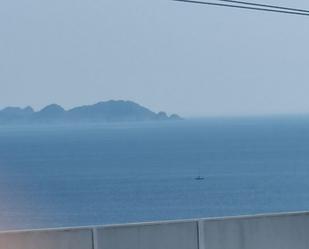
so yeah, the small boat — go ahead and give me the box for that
[195,167,204,180]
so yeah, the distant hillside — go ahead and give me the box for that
[0,100,182,124]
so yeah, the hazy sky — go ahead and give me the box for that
[1,0,309,117]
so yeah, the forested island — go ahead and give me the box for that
[0,100,182,124]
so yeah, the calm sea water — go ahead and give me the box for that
[1,117,309,230]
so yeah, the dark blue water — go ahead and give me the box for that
[1,117,309,230]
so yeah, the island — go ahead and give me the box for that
[0,100,182,124]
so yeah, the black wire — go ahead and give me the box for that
[172,0,309,17]
[217,0,309,14]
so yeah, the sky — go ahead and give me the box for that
[1,0,309,117]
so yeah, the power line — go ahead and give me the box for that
[217,0,309,14]
[172,0,309,17]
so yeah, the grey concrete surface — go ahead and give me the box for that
[96,220,198,249]
[1,211,309,249]
[201,212,309,249]
[0,228,93,249]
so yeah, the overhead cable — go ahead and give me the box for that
[172,0,309,17]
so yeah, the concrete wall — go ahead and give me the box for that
[201,212,309,249]
[1,211,309,249]
[96,220,198,249]
[0,228,93,249]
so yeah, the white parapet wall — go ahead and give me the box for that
[1,211,309,249]
[95,220,198,249]
[201,212,309,249]
[0,227,93,249]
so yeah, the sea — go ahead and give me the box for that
[1,116,309,231]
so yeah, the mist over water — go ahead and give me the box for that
[1,117,309,230]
